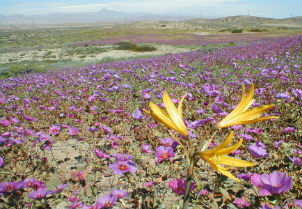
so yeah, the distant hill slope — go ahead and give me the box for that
[0,9,191,25]
[188,15,302,28]
[130,15,301,31]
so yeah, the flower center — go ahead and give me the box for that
[118,164,128,171]
[160,152,170,159]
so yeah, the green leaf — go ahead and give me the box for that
[46,176,62,190]
[219,187,231,201]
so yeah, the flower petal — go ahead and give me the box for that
[216,165,240,182]
[219,84,254,127]
[200,132,234,155]
[218,156,256,167]
[215,138,243,156]
[163,92,188,136]
[177,93,187,121]
[149,101,176,131]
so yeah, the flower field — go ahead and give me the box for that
[0,35,302,208]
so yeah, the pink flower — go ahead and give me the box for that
[109,161,137,175]
[233,198,250,208]
[68,127,79,136]
[95,194,117,209]
[49,125,60,135]
[168,179,195,195]
[155,146,175,162]
[282,127,295,133]
[0,156,4,167]
[141,144,153,154]
[94,148,110,159]
[144,181,155,188]
[0,119,10,127]
[199,189,209,196]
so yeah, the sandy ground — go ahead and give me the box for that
[0,44,194,64]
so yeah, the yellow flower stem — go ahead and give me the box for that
[170,131,190,163]
[201,131,218,152]
[183,154,194,209]
[182,136,200,209]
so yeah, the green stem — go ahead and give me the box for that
[154,185,163,209]
[182,157,194,209]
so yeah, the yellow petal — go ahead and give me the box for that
[220,83,254,125]
[218,156,256,167]
[231,116,279,126]
[149,101,176,130]
[200,132,234,155]
[230,104,275,122]
[215,138,243,156]
[200,155,219,171]
[163,92,188,136]
[216,165,240,182]
[219,104,276,128]
[177,93,187,121]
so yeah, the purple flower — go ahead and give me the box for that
[94,148,110,159]
[240,134,254,141]
[39,134,50,142]
[246,128,263,135]
[131,109,144,120]
[199,189,209,196]
[51,184,67,194]
[231,125,243,130]
[0,181,25,194]
[114,154,133,161]
[0,119,10,127]
[155,146,175,162]
[255,172,292,196]
[293,199,302,208]
[259,204,281,209]
[274,140,284,148]
[101,125,112,134]
[141,144,153,154]
[110,189,128,199]
[68,127,79,136]
[238,173,253,180]
[49,125,60,135]
[248,144,269,158]
[144,181,155,188]
[168,179,195,195]
[95,194,117,209]
[142,92,151,100]
[41,139,53,150]
[292,88,302,100]
[275,92,291,100]
[0,156,3,167]
[282,127,295,133]
[289,157,302,166]
[29,188,50,199]
[159,137,178,148]
[109,161,137,175]
[233,198,250,208]
[211,104,222,113]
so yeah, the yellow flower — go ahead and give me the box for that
[198,132,256,182]
[217,83,278,128]
[145,91,188,136]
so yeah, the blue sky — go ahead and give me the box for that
[0,0,301,18]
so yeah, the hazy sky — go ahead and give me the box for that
[0,0,301,18]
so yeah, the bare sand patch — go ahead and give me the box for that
[0,44,193,64]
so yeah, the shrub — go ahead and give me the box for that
[248,28,268,32]
[115,42,137,50]
[132,45,157,52]
[115,42,157,52]
[231,29,243,33]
